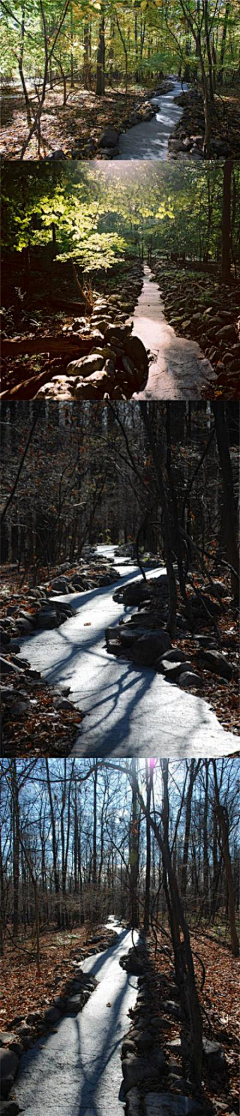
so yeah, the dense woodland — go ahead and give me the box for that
[0,756,239,1104]
[0,402,239,595]
[1,0,240,158]
[1,757,239,950]
[2,161,239,277]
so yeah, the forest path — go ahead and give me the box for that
[14,919,138,1116]
[118,79,188,159]
[132,267,216,399]
[18,547,238,758]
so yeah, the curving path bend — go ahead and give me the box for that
[118,79,188,160]
[18,547,238,758]
[132,267,216,400]
[14,919,138,1116]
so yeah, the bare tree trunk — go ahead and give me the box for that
[96,9,105,95]
[222,158,233,283]
[212,402,239,597]
[130,759,139,928]
[139,403,178,637]
[212,761,239,957]
[144,760,153,931]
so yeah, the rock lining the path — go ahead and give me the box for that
[1,553,121,752]
[0,925,118,1113]
[121,942,227,1116]
[106,573,236,697]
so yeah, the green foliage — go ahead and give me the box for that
[1,160,240,274]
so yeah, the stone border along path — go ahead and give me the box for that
[16,547,238,758]
[117,79,189,161]
[0,924,119,1113]
[131,267,216,400]
[10,920,139,1116]
[120,943,227,1116]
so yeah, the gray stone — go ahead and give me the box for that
[124,335,149,376]
[158,649,187,664]
[15,617,34,635]
[0,630,10,646]
[0,1101,22,1115]
[99,127,120,148]
[65,994,84,1014]
[36,608,58,629]
[122,1039,137,1058]
[44,1006,61,1025]
[126,1087,141,1116]
[202,1037,225,1070]
[198,649,233,681]
[131,632,171,667]
[122,1054,160,1094]
[0,1049,19,1089]
[157,659,192,681]
[143,1094,203,1116]
[178,671,203,689]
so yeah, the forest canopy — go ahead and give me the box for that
[1,1,240,158]
[1,160,240,274]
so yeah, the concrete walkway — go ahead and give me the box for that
[118,80,188,160]
[18,548,238,758]
[133,267,216,399]
[14,920,138,1116]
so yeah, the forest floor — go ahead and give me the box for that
[0,922,118,1036]
[0,921,239,1114]
[141,926,240,1114]
[173,84,240,159]
[1,259,145,400]
[1,80,240,160]
[0,83,156,160]
[0,554,120,757]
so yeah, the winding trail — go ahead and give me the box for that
[118,79,188,159]
[18,547,238,758]
[14,919,138,1116]
[132,266,216,400]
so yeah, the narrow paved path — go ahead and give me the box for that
[18,547,238,758]
[118,79,188,159]
[14,920,138,1116]
[132,267,216,399]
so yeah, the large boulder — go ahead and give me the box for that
[99,127,120,148]
[36,606,58,629]
[124,335,149,376]
[122,1053,164,1094]
[122,583,152,606]
[0,1049,19,1098]
[198,648,233,680]
[67,353,104,376]
[131,632,171,667]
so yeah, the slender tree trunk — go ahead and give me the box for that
[212,761,239,956]
[130,760,139,928]
[144,760,153,932]
[212,402,239,597]
[222,158,233,283]
[96,11,105,95]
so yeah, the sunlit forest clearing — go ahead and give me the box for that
[1,0,240,160]
[0,758,239,1116]
[1,160,240,400]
